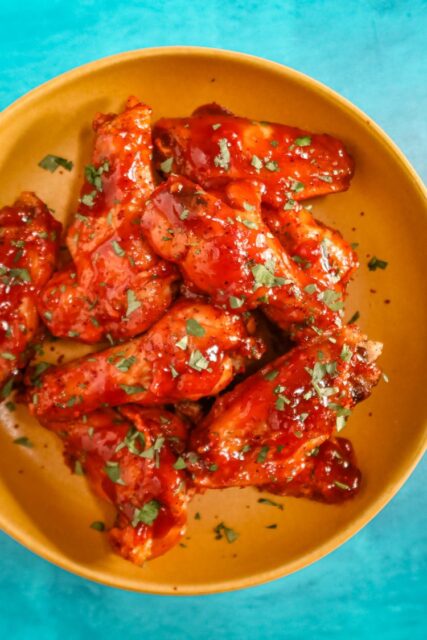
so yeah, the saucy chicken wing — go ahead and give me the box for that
[223,180,358,295]
[39,97,179,343]
[153,103,354,208]
[29,298,263,421]
[189,326,381,489]
[141,176,343,340]
[0,193,61,389]
[263,437,361,503]
[44,406,190,564]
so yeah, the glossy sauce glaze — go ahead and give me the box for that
[39,97,179,343]
[153,103,354,208]
[28,298,264,421]
[44,406,190,564]
[141,176,343,341]
[189,326,381,490]
[0,193,61,387]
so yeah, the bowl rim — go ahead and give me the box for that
[0,45,426,596]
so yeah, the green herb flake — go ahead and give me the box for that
[213,138,231,171]
[265,160,279,172]
[243,201,256,211]
[229,295,245,309]
[81,191,97,207]
[188,350,210,372]
[212,123,222,130]
[173,457,187,470]
[103,461,126,485]
[256,446,269,464]
[39,154,73,173]
[1,352,16,361]
[160,157,174,173]
[114,355,136,373]
[291,180,305,193]
[368,256,388,271]
[85,160,109,192]
[112,240,126,257]
[214,522,239,543]
[258,497,284,510]
[334,480,351,491]
[132,499,161,527]
[74,460,84,476]
[126,289,141,317]
[347,310,360,325]
[119,384,146,395]
[270,140,279,147]
[340,344,353,362]
[90,521,105,532]
[186,318,205,337]
[264,370,279,381]
[294,136,312,147]
[13,436,33,448]
[179,208,189,220]
[319,289,344,311]
[251,155,263,172]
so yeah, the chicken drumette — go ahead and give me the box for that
[28,298,264,421]
[39,97,179,343]
[153,103,354,208]
[0,193,61,390]
[141,176,343,340]
[189,326,381,491]
[44,406,190,564]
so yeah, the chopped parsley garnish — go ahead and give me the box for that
[80,191,97,207]
[1,352,15,360]
[176,335,188,350]
[173,457,187,470]
[112,240,126,257]
[114,355,136,372]
[13,436,33,448]
[119,384,146,395]
[170,364,179,378]
[179,208,189,220]
[258,497,284,510]
[213,138,231,170]
[265,160,279,172]
[264,370,279,381]
[103,461,125,485]
[243,201,256,211]
[256,446,269,463]
[304,284,318,295]
[340,344,353,362]
[318,289,344,311]
[0,266,31,284]
[85,160,109,191]
[229,295,245,309]
[115,425,146,456]
[270,140,279,147]
[214,522,238,543]
[132,499,161,527]
[251,262,285,289]
[160,157,173,173]
[368,256,388,271]
[126,289,141,317]
[290,180,305,193]
[188,350,210,372]
[347,310,360,324]
[334,481,351,491]
[208,463,218,472]
[38,154,73,173]
[212,123,222,130]
[1,378,14,399]
[236,216,258,229]
[294,136,311,146]
[251,155,263,172]
[316,174,333,183]
[90,521,105,532]
[275,395,290,411]
[186,318,205,337]
[74,460,84,476]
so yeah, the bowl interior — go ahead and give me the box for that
[0,48,426,594]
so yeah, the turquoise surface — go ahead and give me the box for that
[0,1,426,638]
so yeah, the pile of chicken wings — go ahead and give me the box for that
[0,97,383,565]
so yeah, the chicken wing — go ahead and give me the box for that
[0,193,61,389]
[153,103,354,208]
[44,406,190,564]
[223,180,358,295]
[28,298,264,421]
[189,326,381,489]
[141,176,342,340]
[262,437,361,503]
[39,97,179,343]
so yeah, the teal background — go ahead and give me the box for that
[0,1,426,638]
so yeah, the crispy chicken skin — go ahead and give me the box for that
[39,97,179,343]
[141,176,343,340]
[263,436,361,503]
[0,193,61,388]
[28,298,264,421]
[189,326,381,490]
[153,104,354,208]
[44,406,190,564]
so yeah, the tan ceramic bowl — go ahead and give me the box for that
[0,48,426,594]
